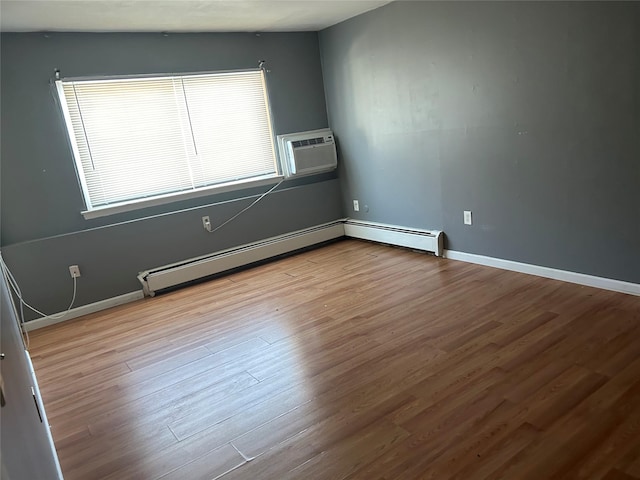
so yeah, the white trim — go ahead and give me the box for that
[56,80,92,206]
[139,220,346,296]
[24,351,64,479]
[343,219,443,257]
[444,250,640,296]
[82,175,284,219]
[24,290,145,331]
[25,224,638,336]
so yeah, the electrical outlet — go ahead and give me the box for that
[353,200,360,212]
[69,265,81,278]
[202,216,212,232]
[464,211,472,225]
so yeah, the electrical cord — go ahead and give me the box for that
[0,177,278,340]
[207,179,284,234]
[1,255,30,348]
[1,254,29,348]
[0,254,78,348]
[0,178,279,335]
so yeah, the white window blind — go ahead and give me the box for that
[57,70,277,215]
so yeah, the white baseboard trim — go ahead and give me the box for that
[24,290,145,331]
[23,230,638,333]
[444,250,640,296]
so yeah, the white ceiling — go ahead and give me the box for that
[0,1,393,33]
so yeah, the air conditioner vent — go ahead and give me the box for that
[292,137,326,148]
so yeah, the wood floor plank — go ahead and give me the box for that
[567,401,640,479]
[446,421,540,480]
[27,239,640,480]
[279,419,409,480]
[225,399,413,480]
[601,470,640,480]
[487,376,640,480]
[156,443,244,480]
[60,423,179,479]
[168,376,313,441]
[613,441,640,478]
[520,365,608,430]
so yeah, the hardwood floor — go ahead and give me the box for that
[29,239,640,480]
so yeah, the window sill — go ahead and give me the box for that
[81,175,284,220]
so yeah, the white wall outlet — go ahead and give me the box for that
[464,211,472,225]
[353,200,360,212]
[202,216,212,232]
[69,265,81,278]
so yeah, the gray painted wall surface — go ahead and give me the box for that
[1,32,342,318]
[320,1,640,284]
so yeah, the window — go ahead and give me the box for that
[56,70,278,219]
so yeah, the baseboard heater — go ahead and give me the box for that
[343,219,443,257]
[138,221,345,296]
[138,219,443,296]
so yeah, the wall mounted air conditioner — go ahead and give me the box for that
[277,128,337,178]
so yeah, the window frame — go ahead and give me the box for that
[55,69,282,220]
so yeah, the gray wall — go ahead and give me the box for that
[1,32,342,319]
[320,1,640,284]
